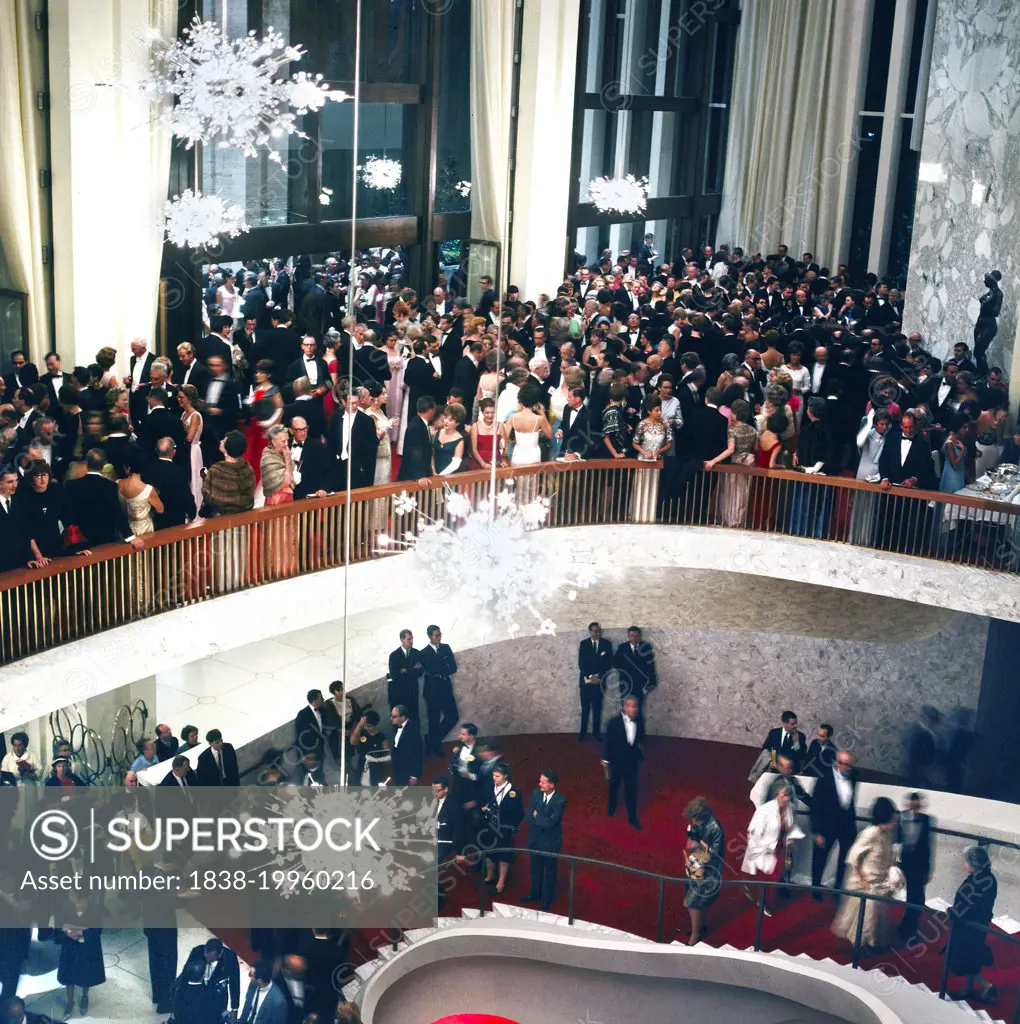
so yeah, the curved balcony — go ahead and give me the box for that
[3,460,1020,666]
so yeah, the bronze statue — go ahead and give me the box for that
[974,269,1002,375]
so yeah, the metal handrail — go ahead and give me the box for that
[459,846,1018,1009]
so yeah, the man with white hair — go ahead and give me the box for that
[497,367,529,422]
[527,356,552,416]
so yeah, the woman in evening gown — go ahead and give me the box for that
[178,384,204,516]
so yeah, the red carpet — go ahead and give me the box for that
[222,736,1020,1018]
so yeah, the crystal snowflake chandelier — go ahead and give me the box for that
[455,180,472,197]
[360,156,403,191]
[140,17,348,161]
[164,189,249,249]
[378,485,600,638]
[587,174,650,216]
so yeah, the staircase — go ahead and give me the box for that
[342,906,1008,1023]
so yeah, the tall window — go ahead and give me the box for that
[847,0,930,287]
[567,0,739,269]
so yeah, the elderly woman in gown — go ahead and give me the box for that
[832,796,900,952]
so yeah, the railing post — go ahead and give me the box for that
[391,928,399,952]
[851,894,867,969]
[568,860,576,926]
[655,877,666,943]
[478,861,487,918]
[938,916,954,999]
[753,885,766,951]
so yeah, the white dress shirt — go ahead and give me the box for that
[900,437,912,465]
[623,714,637,746]
[833,769,853,809]
[304,357,319,385]
[132,354,150,388]
[811,362,825,393]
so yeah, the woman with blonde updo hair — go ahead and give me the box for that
[178,383,204,511]
[95,347,119,388]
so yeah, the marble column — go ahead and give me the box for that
[902,0,1020,377]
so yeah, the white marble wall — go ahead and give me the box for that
[903,0,1020,366]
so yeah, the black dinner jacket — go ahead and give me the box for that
[136,406,188,466]
[195,744,240,787]
[287,356,331,389]
[602,712,645,769]
[896,812,932,880]
[196,335,232,368]
[397,415,433,481]
[613,639,657,695]
[452,356,481,415]
[326,408,379,490]
[525,788,566,852]
[292,436,331,498]
[559,404,592,458]
[184,944,241,1013]
[143,458,196,528]
[420,642,457,691]
[404,355,442,410]
[155,735,179,762]
[64,473,132,547]
[878,429,936,489]
[129,352,154,387]
[391,721,424,784]
[283,398,327,440]
[809,767,859,839]
[437,793,464,858]
[0,497,28,571]
[763,726,808,770]
[159,769,199,788]
[388,645,423,708]
[294,705,328,759]
[577,636,612,683]
[175,360,211,397]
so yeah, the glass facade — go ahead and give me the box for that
[568,0,739,267]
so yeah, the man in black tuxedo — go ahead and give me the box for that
[475,275,497,318]
[577,621,612,742]
[40,352,67,409]
[877,410,936,553]
[294,690,329,764]
[805,723,838,777]
[240,273,270,327]
[404,340,443,411]
[195,729,239,786]
[420,624,459,757]
[0,466,27,571]
[452,343,483,421]
[128,339,155,391]
[64,449,142,550]
[613,626,657,708]
[174,343,211,396]
[286,336,331,407]
[896,792,933,941]
[137,388,187,467]
[0,926,31,1011]
[388,629,423,723]
[601,696,645,829]
[183,938,241,1020]
[198,355,241,464]
[390,705,423,785]
[12,387,43,453]
[3,349,37,402]
[809,749,858,897]
[143,438,196,527]
[558,389,592,459]
[434,774,464,879]
[251,307,301,384]
[326,393,378,490]
[289,417,330,499]
[196,315,233,367]
[523,770,566,911]
[762,711,807,772]
[397,397,436,481]
[159,754,198,790]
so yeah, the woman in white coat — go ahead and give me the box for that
[741,778,796,916]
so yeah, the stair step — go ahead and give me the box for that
[461,908,481,919]
[377,941,407,960]
[403,928,436,943]
[354,959,382,982]
[491,903,517,918]
[341,980,361,1004]
[434,916,460,928]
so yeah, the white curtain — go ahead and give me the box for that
[0,0,50,354]
[716,0,869,268]
[470,0,515,245]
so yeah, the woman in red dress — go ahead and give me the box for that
[468,398,506,470]
[242,359,283,491]
[749,411,786,530]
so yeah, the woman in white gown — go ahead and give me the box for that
[179,384,204,515]
[509,384,553,504]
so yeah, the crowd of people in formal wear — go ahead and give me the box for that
[2,240,1016,574]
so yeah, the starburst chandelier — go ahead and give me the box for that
[378,485,600,637]
[587,174,649,216]
[140,17,348,161]
[164,189,249,248]
[360,156,403,191]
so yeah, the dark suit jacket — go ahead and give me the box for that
[196,335,232,368]
[476,288,497,318]
[679,404,728,462]
[420,642,457,700]
[388,646,423,711]
[137,407,188,467]
[809,767,859,839]
[352,345,392,388]
[159,769,198,789]
[143,458,196,528]
[896,812,932,881]
[763,727,808,771]
[525,788,566,852]
[292,437,331,498]
[602,712,645,770]
[175,361,211,397]
[404,356,442,410]
[805,738,838,777]
[577,636,612,684]
[201,377,242,450]
[326,408,378,490]
[0,498,28,571]
[878,430,936,489]
[391,721,424,784]
[129,353,154,387]
[286,356,331,391]
[452,356,481,416]
[437,793,464,859]
[64,473,133,547]
[294,705,328,762]
[155,735,179,762]
[397,415,432,481]
[238,982,286,1024]
[613,639,657,695]
[559,404,592,458]
[195,744,240,787]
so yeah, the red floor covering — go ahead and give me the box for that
[221,735,1020,1019]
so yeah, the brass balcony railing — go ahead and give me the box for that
[2,460,1018,664]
